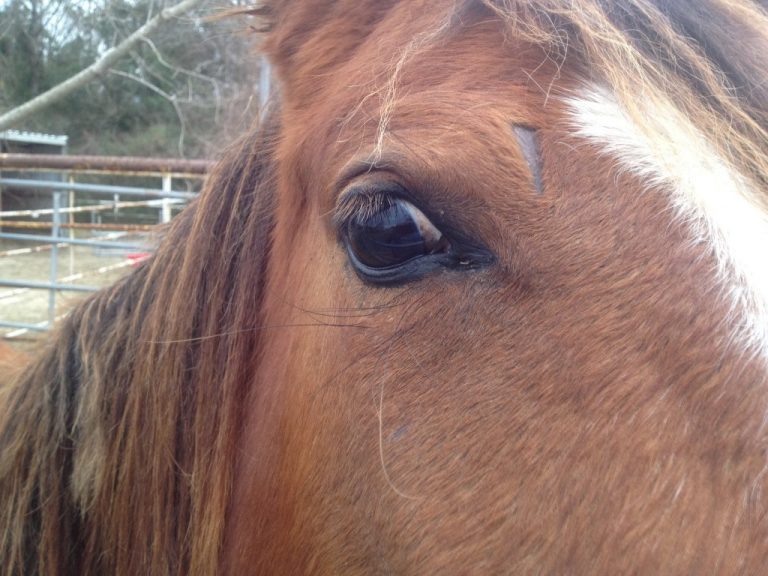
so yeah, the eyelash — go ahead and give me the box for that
[334,182,406,227]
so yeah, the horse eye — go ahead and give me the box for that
[345,198,450,281]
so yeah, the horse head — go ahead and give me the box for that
[2,1,767,574]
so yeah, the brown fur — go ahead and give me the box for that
[2,1,768,574]
[0,342,28,403]
[0,341,27,368]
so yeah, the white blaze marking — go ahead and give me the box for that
[565,86,768,358]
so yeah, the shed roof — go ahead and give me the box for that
[0,130,68,147]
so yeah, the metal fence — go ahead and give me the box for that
[0,154,212,339]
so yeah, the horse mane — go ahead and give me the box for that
[0,117,278,575]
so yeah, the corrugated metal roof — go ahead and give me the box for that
[0,130,68,147]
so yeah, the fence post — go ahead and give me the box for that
[48,191,62,327]
[160,173,172,223]
[68,174,75,276]
[259,56,271,114]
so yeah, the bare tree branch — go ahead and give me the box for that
[140,36,222,123]
[0,0,207,131]
[109,69,188,157]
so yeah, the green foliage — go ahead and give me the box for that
[0,0,260,158]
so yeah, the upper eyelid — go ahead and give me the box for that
[333,152,406,192]
[332,167,482,247]
[334,177,467,246]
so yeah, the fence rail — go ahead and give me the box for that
[0,153,212,175]
[0,177,197,200]
[0,154,211,338]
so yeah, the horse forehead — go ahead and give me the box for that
[566,87,768,360]
[279,13,558,177]
[277,1,548,112]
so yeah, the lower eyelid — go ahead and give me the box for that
[347,249,451,285]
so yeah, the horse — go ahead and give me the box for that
[2,0,767,573]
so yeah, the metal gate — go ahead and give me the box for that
[0,154,211,339]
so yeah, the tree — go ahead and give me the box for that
[0,0,263,158]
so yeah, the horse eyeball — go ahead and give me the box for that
[347,198,448,269]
